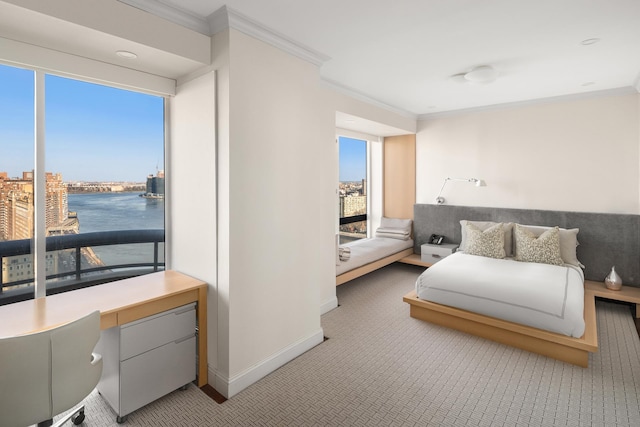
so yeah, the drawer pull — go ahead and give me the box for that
[430,254,442,258]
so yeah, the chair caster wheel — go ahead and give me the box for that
[116,415,128,424]
[72,410,85,425]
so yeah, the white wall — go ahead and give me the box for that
[216,29,332,397]
[417,93,640,214]
[370,138,384,234]
[211,27,419,397]
[171,25,419,398]
[168,70,218,381]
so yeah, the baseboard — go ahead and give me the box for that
[212,328,324,398]
[320,296,338,314]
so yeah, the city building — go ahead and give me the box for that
[0,171,69,287]
[0,171,69,240]
[339,194,366,218]
[141,170,165,199]
[0,171,35,241]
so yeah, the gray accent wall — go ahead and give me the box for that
[414,204,640,287]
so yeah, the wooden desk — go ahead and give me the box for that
[0,270,208,386]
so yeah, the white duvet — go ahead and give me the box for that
[415,252,585,337]
[336,237,413,276]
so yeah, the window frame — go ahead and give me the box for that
[337,135,371,241]
[0,63,169,304]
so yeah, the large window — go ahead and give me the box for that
[0,65,34,298]
[338,136,368,244]
[0,63,165,305]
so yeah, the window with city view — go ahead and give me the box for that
[338,136,368,244]
[0,63,165,305]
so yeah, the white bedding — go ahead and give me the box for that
[415,252,585,337]
[336,237,414,276]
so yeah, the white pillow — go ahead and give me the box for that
[460,220,514,257]
[516,224,582,267]
[375,228,410,240]
[379,217,412,234]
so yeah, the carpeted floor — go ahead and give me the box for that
[57,263,640,426]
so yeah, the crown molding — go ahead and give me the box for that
[117,0,210,35]
[208,6,330,67]
[322,78,418,121]
[418,86,639,120]
[118,2,330,67]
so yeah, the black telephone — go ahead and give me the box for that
[429,234,445,245]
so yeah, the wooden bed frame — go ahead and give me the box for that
[336,248,414,285]
[403,288,598,367]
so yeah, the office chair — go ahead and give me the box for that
[0,310,103,427]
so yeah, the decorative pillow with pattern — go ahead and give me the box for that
[516,224,582,267]
[514,224,564,266]
[464,223,506,259]
[460,220,515,257]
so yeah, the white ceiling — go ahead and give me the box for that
[137,0,640,117]
[0,1,207,80]
[2,0,639,123]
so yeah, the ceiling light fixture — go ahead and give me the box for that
[452,65,499,85]
[116,50,138,59]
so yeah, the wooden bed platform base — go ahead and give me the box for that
[403,289,598,367]
[336,248,414,286]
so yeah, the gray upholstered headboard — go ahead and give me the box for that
[414,204,640,287]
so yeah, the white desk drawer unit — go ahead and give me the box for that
[421,243,458,265]
[97,303,196,423]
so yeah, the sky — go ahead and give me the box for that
[0,63,164,182]
[339,136,367,182]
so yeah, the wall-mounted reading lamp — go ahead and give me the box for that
[435,177,486,205]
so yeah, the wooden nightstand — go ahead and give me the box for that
[399,253,431,267]
[399,243,459,268]
[585,280,640,318]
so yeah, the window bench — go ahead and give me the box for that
[336,237,414,285]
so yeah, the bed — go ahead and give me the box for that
[404,220,598,367]
[336,217,414,285]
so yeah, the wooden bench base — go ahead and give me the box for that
[403,289,598,367]
[336,248,414,285]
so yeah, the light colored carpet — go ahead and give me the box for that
[59,263,640,426]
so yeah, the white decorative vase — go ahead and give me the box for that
[604,266,622,291]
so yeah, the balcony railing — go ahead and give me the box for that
[0,229,164,305]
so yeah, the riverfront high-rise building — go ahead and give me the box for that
[45,172,68,229]
[0,172,35,241]
[142,170,165,199]
[0,171,69,240]
[1,172,68,287]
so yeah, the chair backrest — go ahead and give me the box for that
[0,310,103,427]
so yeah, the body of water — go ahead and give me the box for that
[68,192,164,267]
